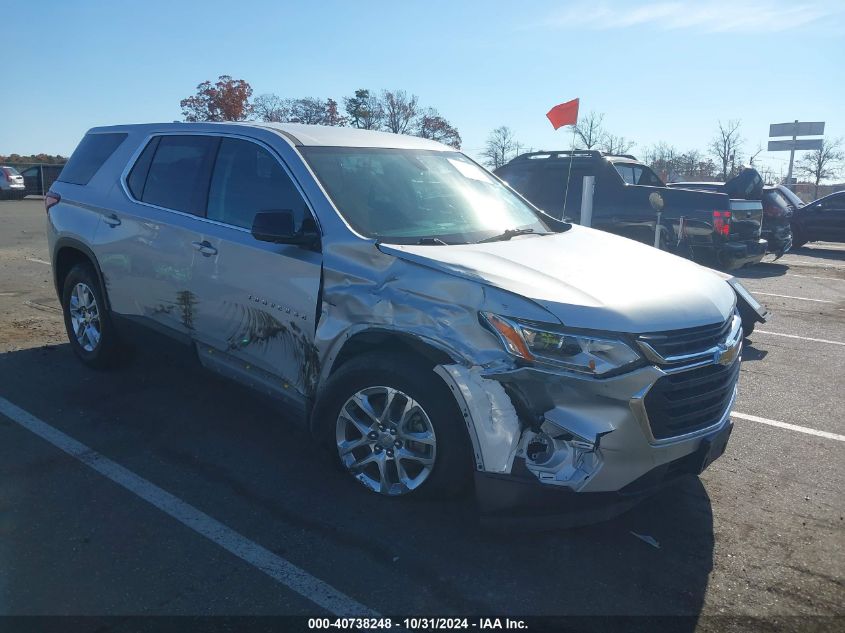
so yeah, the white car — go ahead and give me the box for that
[0,165,26,199]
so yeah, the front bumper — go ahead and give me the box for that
[717,238,768,269]
[476,419,732,530]
[438,319,741,529]
[762,224,793,258]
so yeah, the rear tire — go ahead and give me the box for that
[312,353,472,499]
[61,263,123,368]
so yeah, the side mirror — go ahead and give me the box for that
[251,210,319,249]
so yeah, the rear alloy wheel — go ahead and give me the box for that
[62,263,123,368]
[336,386,437,496]
[68,282,102,352]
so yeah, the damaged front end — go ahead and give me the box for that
[432,312,742,530]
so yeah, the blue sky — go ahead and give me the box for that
[3,0,843,178]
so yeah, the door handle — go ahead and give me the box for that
[103,213,121,227]
[191,240,218,257]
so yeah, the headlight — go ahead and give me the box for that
[481,312,641,376]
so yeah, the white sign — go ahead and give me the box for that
[769,122,825,137]
[768,139,824,151]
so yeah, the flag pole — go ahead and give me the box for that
[561,124,577,219]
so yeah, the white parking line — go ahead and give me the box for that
[0,396,376,617]
[788,274,845,282]
[25,257,51,266]
[750,292,834,304]
[755,330,845,346]
[733,412,845,442]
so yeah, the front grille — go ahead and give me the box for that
[639,318,732,360]
[644,359,739,439]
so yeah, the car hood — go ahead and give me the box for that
[378,226,735,333]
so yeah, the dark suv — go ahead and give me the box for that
[495,151,767,270]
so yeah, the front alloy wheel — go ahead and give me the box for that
[336,386,437,496]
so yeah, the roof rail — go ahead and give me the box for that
[511,150,603,162]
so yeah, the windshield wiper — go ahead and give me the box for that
[417,237,448,245]
[477,228,550,244]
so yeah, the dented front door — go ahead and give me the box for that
[188,136,322,405]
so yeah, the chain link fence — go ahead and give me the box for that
[3,163,66,196]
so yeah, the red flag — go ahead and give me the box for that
[546,98,580,130]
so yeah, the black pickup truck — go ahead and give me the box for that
[494,151,767,270]
[667,177,793,258]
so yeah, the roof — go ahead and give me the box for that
[504,150,640,165]
[87,121,452,151]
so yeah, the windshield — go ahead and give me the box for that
[302,148,550,244]
[2,166,21,176]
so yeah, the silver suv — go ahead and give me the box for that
[47,122,747,527]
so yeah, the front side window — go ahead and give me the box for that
[302,148,549,244]
[821,193,845,210]
[207,138,309,230]
[141,135,219,215]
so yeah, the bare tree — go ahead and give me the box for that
[600,134,634,155]
[482,126,519,169]
[748,143,764,166]
[798,137,844,198]
[381,90,419,134]
[709,119,744,179]
[643,142,679,181]
[253,93,289,122]
[573,111,606,149]
[286,97,330,124]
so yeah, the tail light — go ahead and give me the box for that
[45,191,61,213]
[713,210,731,236]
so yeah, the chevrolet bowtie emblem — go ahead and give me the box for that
[715,338,741,366]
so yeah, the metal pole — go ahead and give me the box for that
[785,119,797,189]
[580,176,595,227]
[653,211,662,248]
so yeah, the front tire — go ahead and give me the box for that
[61,263,123,368]
[313,353,472,498]
[791,223,808,248]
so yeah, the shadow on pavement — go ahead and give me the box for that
[0,335,714,624]
[733,262,788,279]
[741,342,768,362]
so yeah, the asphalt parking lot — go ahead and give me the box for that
[1,197,842,629]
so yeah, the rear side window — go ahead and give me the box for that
[141,135,219,215]
[126,136,160,199]
[59,133,128,185]
[613,163,664,187]
[207,138,309,230]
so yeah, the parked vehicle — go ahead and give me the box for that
[791,190,845,247]
[48,123,749,527]
[0,165,26,199]
[668,172,793,258]
[495,151,767,271]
